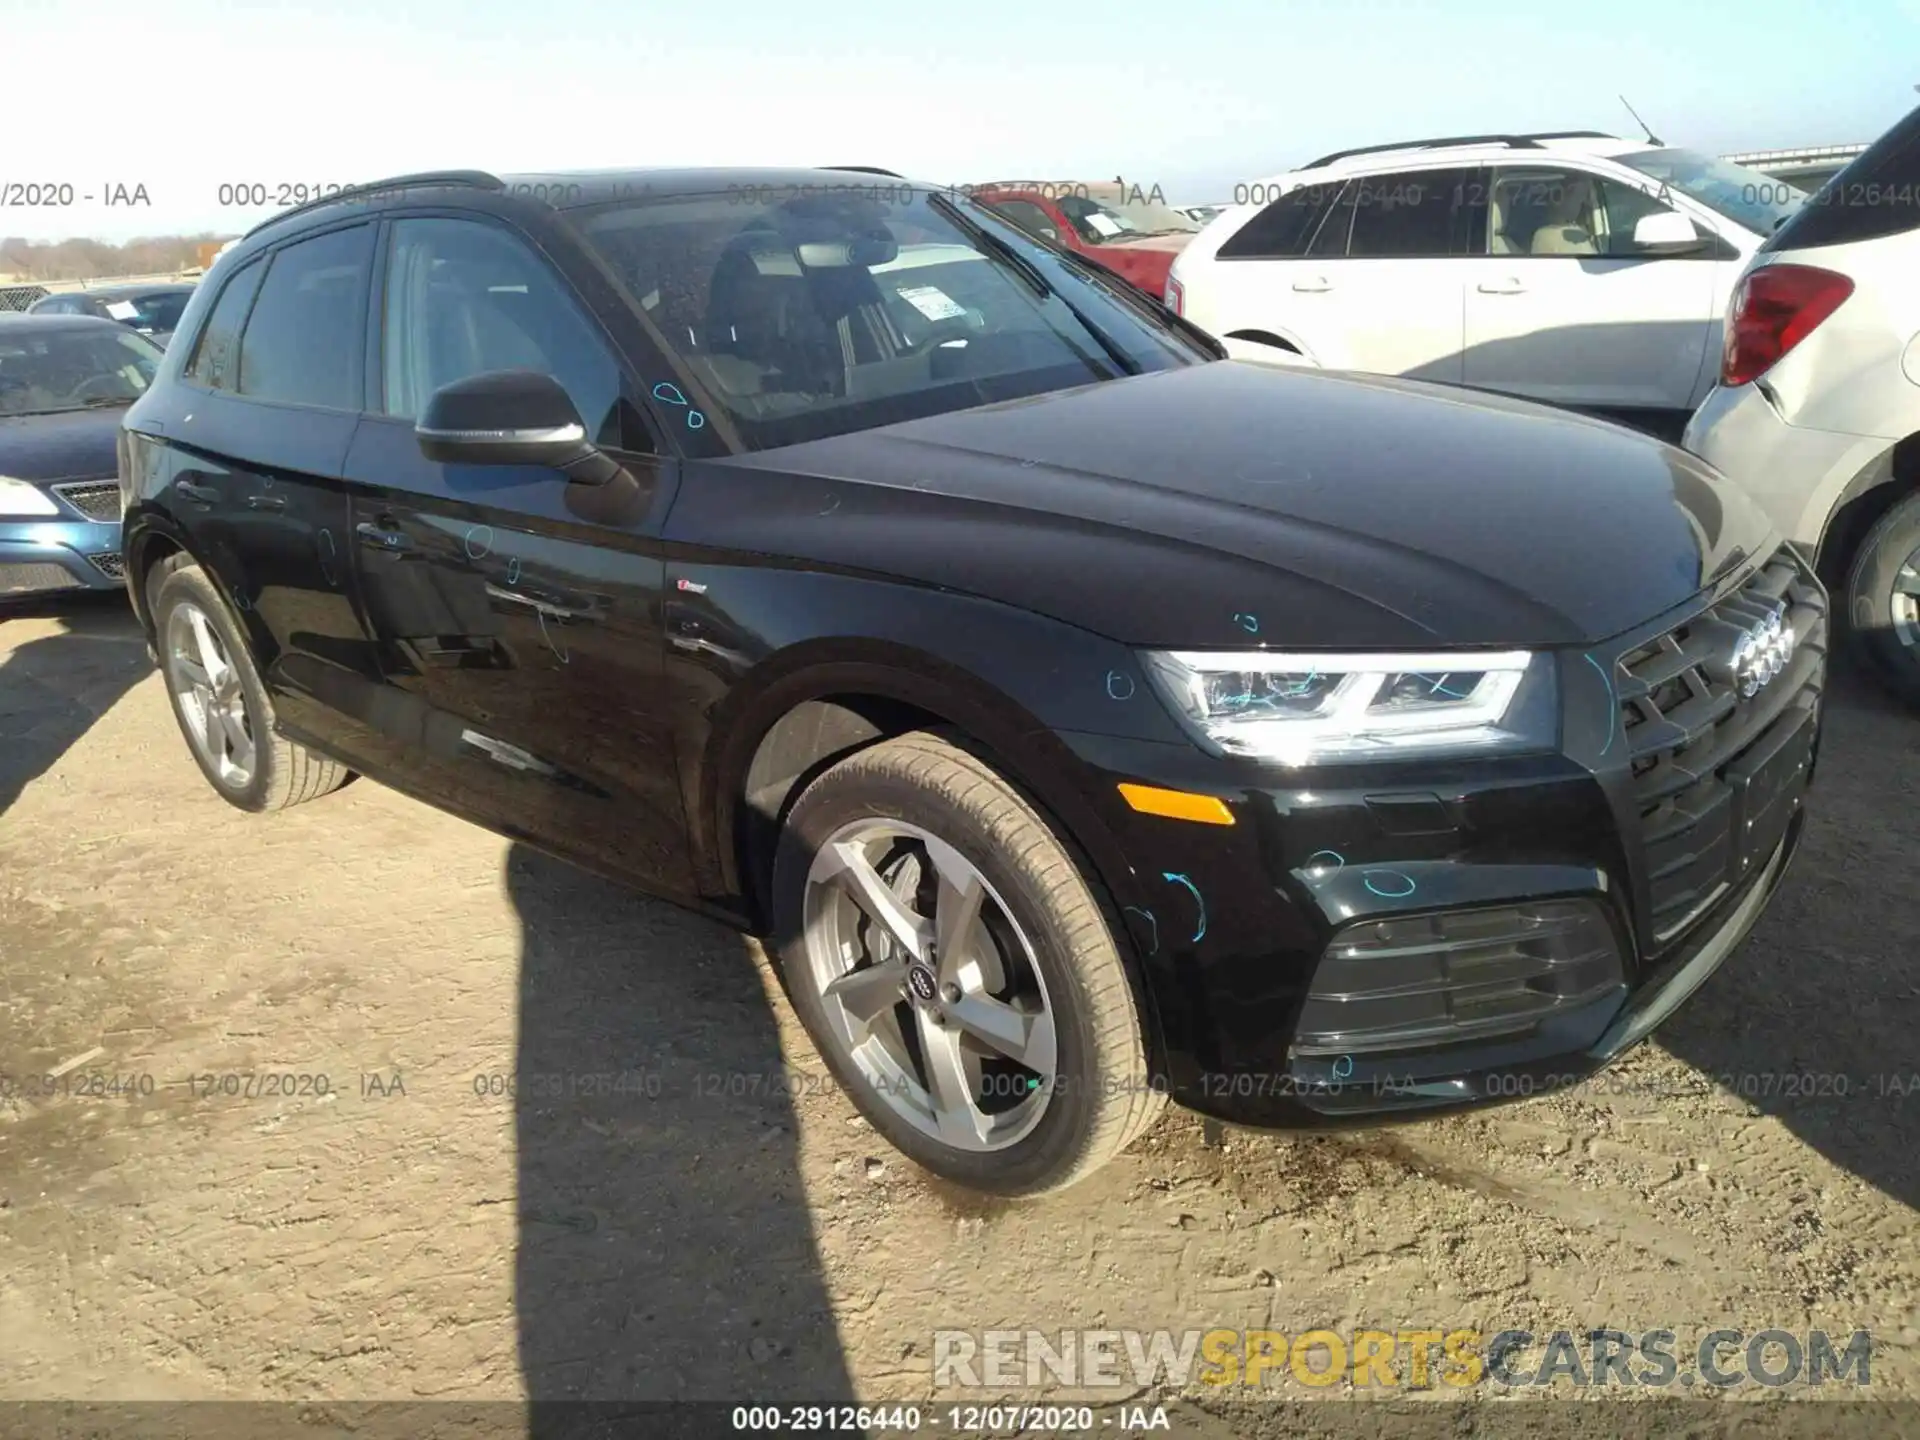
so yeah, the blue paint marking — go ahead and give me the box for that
[1278,668,1318,697]
[1362,869,1417,899]
[1332,1055,1354,1081]
[687,410,706,430]
[1105,670,1135,701]
[1585,653,1617,757]
[652,382,689,406]
[1303,849,1345,875]
[506,557,521,586]
[1122,906,1159,956]
[463,524,494,561]
[1162,872,1207,943]
[1233,612,1260,635]
[1420,672,1471,700]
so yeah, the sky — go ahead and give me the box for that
[5,0,1920,242]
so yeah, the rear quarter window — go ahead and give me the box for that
[1763,105,1920,252]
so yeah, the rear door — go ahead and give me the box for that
[154,224,390,759]
[341,212,694,895]
[1461,164,1725,414]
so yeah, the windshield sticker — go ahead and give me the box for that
[1084,213,1123,238]
[896,285,967,322]
[104,301,141,320]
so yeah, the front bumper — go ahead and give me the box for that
[0,517,127,597]
[1058,548,1827,1129]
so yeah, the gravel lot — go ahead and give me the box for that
[1,593,1915,1434]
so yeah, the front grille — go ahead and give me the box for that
[52,480,124,521]
[88,552,126,579]
[1616,547,1828,946]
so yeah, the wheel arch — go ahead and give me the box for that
[1814,430,1920,588]
[697,642,1168,1070]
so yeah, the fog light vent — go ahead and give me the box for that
[1292,898,1624,1058]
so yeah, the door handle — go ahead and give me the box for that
[1291,276,1331,293]
[355,521,413,553]
[176,480,219,504]
[1477,278,1526,294]
[247,494,287,512]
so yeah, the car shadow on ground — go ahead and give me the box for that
[1655,655,1920,1215]
[0,594,151,819]
[504,843,854,1422]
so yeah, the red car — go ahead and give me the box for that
[968,181,1201,296]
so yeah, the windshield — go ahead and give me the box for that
[0,327,160,416]
[112,290,192,333]
[1086,194,1203,238]
[1616,147,1805,236]
[572,183,1211,453]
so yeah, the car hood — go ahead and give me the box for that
[718,361,1775,650]
[0,404,126,483]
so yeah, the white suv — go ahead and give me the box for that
[1683,104,1920,704]
[1166,132,1802,435]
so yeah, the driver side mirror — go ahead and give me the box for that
[415,369,619,484]
[1630,210,1706,254]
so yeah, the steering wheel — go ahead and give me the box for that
[68,373,128,403]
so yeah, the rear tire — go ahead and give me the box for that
[1844,490,1920,707]
[771,732,1164,1196]
[149,557,356,812]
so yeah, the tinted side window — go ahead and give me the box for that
[380,217,627,448]
[1346,168,1476,258]
[1763,105,1920,252]
[185,258,267,391]
[1306,183,1359,257]
[1217,181,1345,259]
[237,226,373,410]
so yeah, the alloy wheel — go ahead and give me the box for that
[802,818,1058,1152]
[164,599,256,790]
[1890,542,1920,652]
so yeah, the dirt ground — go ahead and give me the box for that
[1,594,1916,1433]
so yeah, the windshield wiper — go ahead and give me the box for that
[927,192,1142,378]
[74,396,134,408]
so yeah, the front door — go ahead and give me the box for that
[1462,165,1724,414]
[342,214,695,897]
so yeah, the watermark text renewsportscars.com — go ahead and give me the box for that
[933,1327,1873,1391]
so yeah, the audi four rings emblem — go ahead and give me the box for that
[1732,603,1796,697]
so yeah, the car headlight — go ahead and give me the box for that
[1142,649,1560,765]
[0,476,60,517]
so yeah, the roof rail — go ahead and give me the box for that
[242,170,506,240]
[1299,131,1618,170]
[823,166,904,178]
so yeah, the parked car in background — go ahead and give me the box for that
[1168,132,1805,437]
[969,181,1199,297]
[122,167,1823,1195]
[1685,103,1920,704]
[0,313,156,598]
[1178,204,1224,225]
[28,281,198,349]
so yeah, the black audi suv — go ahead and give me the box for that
[119,168,1826,1195]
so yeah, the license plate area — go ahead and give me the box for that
[1724,704,1814,882]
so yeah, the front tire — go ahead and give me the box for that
[149,557,355,812]
[1845,490,1920,707]
[771,732,1165,1196]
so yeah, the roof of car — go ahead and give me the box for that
[236,166,946,247]
[72,281,197,299]
[497,166,931,207]
[0,311,134,334]
[1247,132,1658,188]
